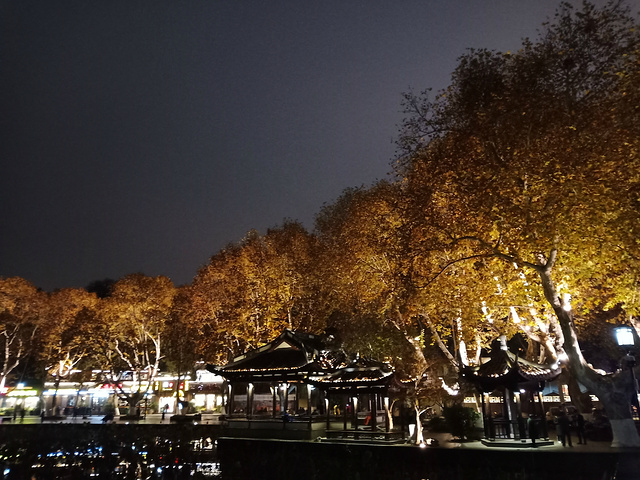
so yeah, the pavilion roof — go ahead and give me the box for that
[462,346,561,392]
[206,329,341,381]
[307,358,395,392]
[206,330,400,392]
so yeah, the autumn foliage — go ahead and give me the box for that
[0,0,639,444]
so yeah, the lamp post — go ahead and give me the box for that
[615,326,639,417]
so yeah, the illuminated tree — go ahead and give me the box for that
[397,1,640,446]
[41,288,99,414]
[315,182,491,443]
[0,277,44,391]
[186,221,324,362]
[98,274,175,415]
[163,286,202,412]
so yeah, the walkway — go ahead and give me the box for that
[425,430,625,453]
[0,413,223,425]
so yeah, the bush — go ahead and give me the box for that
[442,404,480,440]
[424,415,448,432]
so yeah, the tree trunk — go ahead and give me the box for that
[414,405,425,444]
[385,400,395,431]
[566,371,593,414]
[537,257,640,447]
[51,377,60,416]
[127,398,137,416]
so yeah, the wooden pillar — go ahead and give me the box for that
[503,388,512,438]
[247,383,254,420]
[515,390,525,440]
[352,396,359,439]
[481,392,489,438]
[228,384,235,416]
[371,393,377,431]
[538,391,549,439]
[353,396,358,430]
[342,394,348,431]
[284,383,289,414]
[325,394,331,431]
[272,384,277,419]
[307,385,313,428]
[384,396,390,433]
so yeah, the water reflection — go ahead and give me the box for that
[0,424,221,479]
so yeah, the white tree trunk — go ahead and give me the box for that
[414,405,425,444]
[610,419,640,448]
[536,252,640,447]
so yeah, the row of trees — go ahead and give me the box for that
[0,275,176,413]
[1,1,639,444]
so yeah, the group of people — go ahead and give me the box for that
[554,410,587,447]
[11,406,25,422]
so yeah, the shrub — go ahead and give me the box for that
[442,404,480,440]
[425,415,448,432]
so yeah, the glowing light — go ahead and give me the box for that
[441,378,459,396]
[615,326,635,346]
[562,293,572,311]
[481,301,494,324]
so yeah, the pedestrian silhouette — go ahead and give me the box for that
[557,411,573,447]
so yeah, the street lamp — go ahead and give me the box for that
[615,326,639,416]
[615,326,635,348]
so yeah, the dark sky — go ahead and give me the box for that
[0,1,611,291]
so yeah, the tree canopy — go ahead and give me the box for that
[395,0,640,445]
[2,0,639,446]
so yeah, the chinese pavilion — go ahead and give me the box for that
[207,329,404,441]
[462,336,562,446]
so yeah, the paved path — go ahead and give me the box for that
[0,413,222,425]
[425,431,621,453]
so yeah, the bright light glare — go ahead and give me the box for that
[616,326,635,346]
[562,293,572,311]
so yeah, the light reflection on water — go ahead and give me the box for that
[0,427,222,479]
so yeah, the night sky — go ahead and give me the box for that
[1,1,615,291]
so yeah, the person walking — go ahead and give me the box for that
[557,411,573,447]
